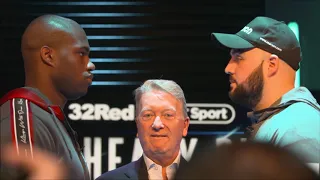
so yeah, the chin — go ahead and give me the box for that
[66,90,88,100]
[151,144,168,153]
[152,148,167,155]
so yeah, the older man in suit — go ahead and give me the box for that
[96,79,190,180]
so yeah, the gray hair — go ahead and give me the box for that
[134,79,188,118]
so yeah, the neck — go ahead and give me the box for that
[147,150,179,167]
[25,77,67,108]
[253,83,294,111]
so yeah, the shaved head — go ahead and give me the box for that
[20,14,95,105]
[21,14,84,59]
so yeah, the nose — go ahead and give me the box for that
[224,59,235,75]
[87,61,96,71]
[152,116,164,130]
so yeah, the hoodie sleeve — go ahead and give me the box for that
[0,99,59,180]
[1,99,57,156]
[274,102,320,163]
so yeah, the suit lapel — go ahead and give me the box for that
[124,155,188,179]
[137,157,149,180]
[179,157,188,169]
[173,156,188,179]
[124,156,148,180]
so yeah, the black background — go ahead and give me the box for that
[1,0,318,179]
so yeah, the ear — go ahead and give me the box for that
[40,46,56,67]
[182,117,190,137]
[267,54,279,77]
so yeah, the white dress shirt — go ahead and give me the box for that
[143,151,181,180]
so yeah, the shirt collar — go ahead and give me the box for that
[143,151,181,170]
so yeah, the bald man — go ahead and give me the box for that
[0,14,95,180]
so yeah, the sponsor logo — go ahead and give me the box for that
[187,103,235,125]
[259,37,282,51]
[68,103,236,124]
[241,26,253,34]
[68,103,135,121]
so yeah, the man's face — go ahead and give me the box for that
[225,48,265,109]
[136,90,189,160]
[52,28,95,100]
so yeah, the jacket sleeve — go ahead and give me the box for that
[1,99,57,155]
[1,99,59,179]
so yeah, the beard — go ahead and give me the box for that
[229,62,264,109]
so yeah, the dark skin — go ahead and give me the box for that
[21,14,95,108]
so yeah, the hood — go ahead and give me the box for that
[248,86,319,124]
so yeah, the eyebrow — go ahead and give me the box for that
[140,107,177,112]
[230,49,242,56]
[75,46,90,53]
[81,46,90,53]
[230,51,242,58]
[230,51,237,56]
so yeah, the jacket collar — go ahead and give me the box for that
[124,155,188,179]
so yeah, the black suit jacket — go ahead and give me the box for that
[96,156,188,180]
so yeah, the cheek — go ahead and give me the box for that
[236,76,246,85]
[56,54,73,72]
[169,122,185,138]
[235,70,251,85]
[65,57,85,80]
[137,124,149,138]
[56,47,70,63]
[234,63,255,83]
